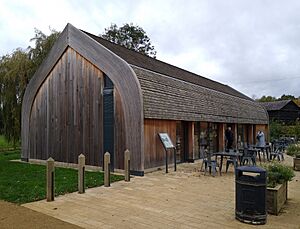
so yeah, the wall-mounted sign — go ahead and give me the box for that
[158,133,175,149]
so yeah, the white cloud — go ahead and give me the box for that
[1,0,300,98]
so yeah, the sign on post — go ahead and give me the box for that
[158,133,175,149]
[158,133,176,173]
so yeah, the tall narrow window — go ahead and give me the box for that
[103,75,114,171]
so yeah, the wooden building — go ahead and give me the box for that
[21,24,268,175]
[259,100,300,123]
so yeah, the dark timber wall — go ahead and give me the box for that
[269,102,300,123]
[29,47,126,168]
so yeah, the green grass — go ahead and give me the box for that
[0,135,20,149]
[0,151,124,204]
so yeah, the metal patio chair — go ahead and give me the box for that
[226,149,238,173]
[241,148,256,166]
[270,143,285,161]
[201,149,218,176]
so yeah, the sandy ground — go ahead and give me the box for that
[0,200,82,229]
[22,155,300,229]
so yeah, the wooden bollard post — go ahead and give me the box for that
[78,154,85,194]
[124,149,130,182]
[104,152,110,187]
[46,157,55,201]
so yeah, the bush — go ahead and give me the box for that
[270,121,285,141]
[262,162,295,188]
[269,120,300,142]
[286,144,300,158]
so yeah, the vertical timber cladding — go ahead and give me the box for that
[103,76,114,170]
[29,47,103,165]
[144,119,176,169]
[29,47,126,168]
[254,124,268,142]
[247,125,254,145]
[114,89,126,170]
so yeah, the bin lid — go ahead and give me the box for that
[236,166,266,173]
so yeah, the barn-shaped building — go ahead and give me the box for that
[22,24,268,175]
[259,100,300,123]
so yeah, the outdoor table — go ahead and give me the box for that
[254,145,271,162]
[247,148,260,162]
[213,151,243,175]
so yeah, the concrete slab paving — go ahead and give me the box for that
[24,157,300,229]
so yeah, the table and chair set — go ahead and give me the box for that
[201,143,285,176]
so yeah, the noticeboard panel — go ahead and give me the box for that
[158,133,175,149]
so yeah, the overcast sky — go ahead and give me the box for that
[1,0,299,98]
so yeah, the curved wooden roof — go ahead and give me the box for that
[84,31,268,124]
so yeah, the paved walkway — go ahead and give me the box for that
[24,157,300,229]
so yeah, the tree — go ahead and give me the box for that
[0,28,60,143]
[269,121,285,141]
[257,95,276,102]
[277,94,295,101]
[294,98,300,107]
[0,49,31,143]
[101,23,157,58]
[28,28,60,76]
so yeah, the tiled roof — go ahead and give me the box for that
[83,31,251,100]
[83,30,268,124]
[259,100,292,111]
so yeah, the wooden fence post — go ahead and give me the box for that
[46,157,55,201]
[124,149,130,182]
[104,152,110,187]
[78,154,85,194]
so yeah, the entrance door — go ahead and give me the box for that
[183,121,190,161]
[175,121,189,163]
[103,76,114,171]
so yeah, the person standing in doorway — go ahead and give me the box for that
[225,126,234,151]
[256,130,265,147]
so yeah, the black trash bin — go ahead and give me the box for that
[235,166,267,225]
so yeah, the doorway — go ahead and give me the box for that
[175,121,190,163]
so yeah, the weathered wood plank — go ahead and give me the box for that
[68,24,144,172]
[22,24,69,161]
[114,90,126,169]
[28,47,108,167]
[23,24,144,173]
[144,119,176,169]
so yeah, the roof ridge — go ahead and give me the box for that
[82,30,232,86]
[259,99,291,104]
[82,29,251,101]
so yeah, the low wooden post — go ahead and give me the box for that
[78,154,85,194]
[124,149,130,182]
[104,152,110,187]
[46,157,55,201]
